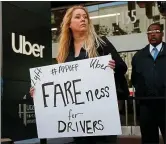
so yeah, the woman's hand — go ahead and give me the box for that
[29,87,35,98]
[108,60,116,70]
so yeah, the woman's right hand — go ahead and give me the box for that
[29,87,35,98]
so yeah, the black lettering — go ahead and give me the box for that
[69,65,73,71]
[65,65,76,72]
[69,65,71,71]
[103,65,109,70]
[90,59,97,69]
[31,79,36,86]
[100,88,105,97]
[69,65,72,72]
[101,64,107,69]
[34,68,42,77]
[67,122,75,132]
[67,65,70,71]
[93,120,104,131]
[86,120,93,134]
[34,75,40,81]
[80,121,86,133]
[42,82,53,107]
[58,64,78,74]
[105,86,110,97]
[98,120,104,130]
[93,121,98,132]
[59,66,64,73]
[95,89,101,99]
[75,113,83,118]
[54,84,67,107]
[64,81,75,104]
[86,90,94,101]
[70,65,73,70]
[90,59,107,70]
[58,121,66,133]
[62,66,65,73]
[76,121,79,132]
[95,60,101,68]
[37,68,42,73]
[95,89,99,96]
[68,109,72,121]
[67,65,71,72]
[64,65,68,72]
[75,64,78,71]
[51,68,57,75]
[71,65,74,71]
[72,79,84,105]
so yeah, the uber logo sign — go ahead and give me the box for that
[11,33,45,58]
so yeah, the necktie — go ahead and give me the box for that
[151,47,159,60]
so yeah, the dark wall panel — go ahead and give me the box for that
[2,81,37,140]
[2,1,52,141]
[2,2,52,80]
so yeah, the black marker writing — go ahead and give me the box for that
[42,82,54,107]
[73,79,84,105]
[64,81,75,105]
[34,68,42,77]
[31,79,36,87]
[58,120,104,133]
[93,120,104,132]
[80,121,86,133]
[54,83,67,107]
[59,64,78,73]
[34,68,42,81]
[51,68,57,75]
[51,64,79,76]
[86,86,110,102]
[31,68,42,86]
[58,121,66,133]
[41,79,85,108]
[68,109,83,121]
[90,59,108,70]
[54,79,84,107]
[86,120,93,134]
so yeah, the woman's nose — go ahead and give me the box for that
[81,16,85,21]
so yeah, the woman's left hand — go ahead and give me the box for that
[108,60,116,70]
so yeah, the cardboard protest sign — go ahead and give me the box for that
[30,55,121,138]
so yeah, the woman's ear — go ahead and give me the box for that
[69,25,73,32]
[69,21,71,29]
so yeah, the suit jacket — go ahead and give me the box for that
[131,42,166,99]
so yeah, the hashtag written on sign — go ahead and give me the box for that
[50,64,79,76]
[51,68,57,75]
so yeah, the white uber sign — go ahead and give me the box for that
[29,55,122,139]
[11,33,45,58]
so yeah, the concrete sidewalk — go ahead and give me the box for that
[14,136,164,144]
[15,138,74,144]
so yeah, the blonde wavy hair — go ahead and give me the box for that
[56,5,105,63]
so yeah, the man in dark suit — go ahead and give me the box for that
[131,23,166,144]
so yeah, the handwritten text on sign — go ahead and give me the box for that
[29,55,121,138]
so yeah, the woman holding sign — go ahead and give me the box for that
[30,5,129,144]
